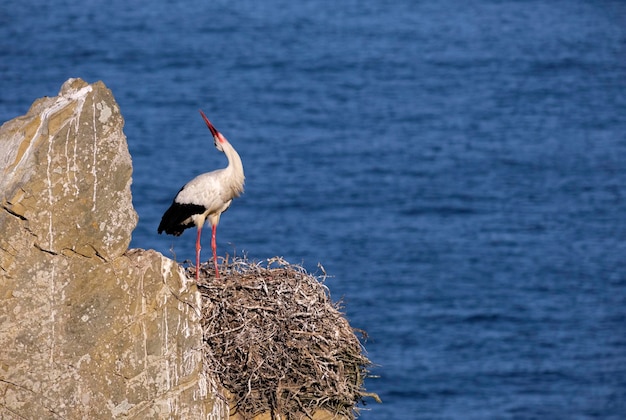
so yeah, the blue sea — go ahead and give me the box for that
[2,1,626,418]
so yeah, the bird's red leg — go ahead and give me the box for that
[195,227,202,281]
[211,224,219,278]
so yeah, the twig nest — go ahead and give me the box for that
[193,257,377,419]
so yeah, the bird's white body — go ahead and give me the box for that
[158,110,244,279]
[174,147,244,228]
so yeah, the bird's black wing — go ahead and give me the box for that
[157,201,207,236]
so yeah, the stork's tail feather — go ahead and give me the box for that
[158,202,207,236]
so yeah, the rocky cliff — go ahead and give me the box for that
[0,79,227,418]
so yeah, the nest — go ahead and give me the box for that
[191,257,378,419]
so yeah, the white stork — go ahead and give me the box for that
[158,110,245,280]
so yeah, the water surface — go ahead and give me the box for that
[2,1,626,418]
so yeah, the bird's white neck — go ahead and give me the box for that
[222,141,245,197]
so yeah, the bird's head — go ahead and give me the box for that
[199,109,227,152]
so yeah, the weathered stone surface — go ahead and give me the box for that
[0,79,227,419]
[1,78,135,261]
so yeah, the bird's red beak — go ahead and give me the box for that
[199,110,222,141]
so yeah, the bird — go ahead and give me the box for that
[158,110,245,280]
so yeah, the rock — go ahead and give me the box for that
[0,79,226,418]
[1,78,134,261]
